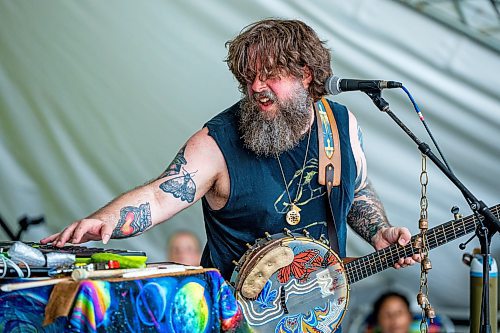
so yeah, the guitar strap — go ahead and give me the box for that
[314,98,341,254]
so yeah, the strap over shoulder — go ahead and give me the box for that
[315,98,342,190]
[315,98,342,254]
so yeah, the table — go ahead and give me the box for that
[0,268,247,332]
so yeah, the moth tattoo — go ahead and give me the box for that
[159,169,197,203]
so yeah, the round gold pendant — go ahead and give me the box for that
[286,204,301,226]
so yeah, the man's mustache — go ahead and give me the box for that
[252,90,277,103]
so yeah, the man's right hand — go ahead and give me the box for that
[40,218,115,246]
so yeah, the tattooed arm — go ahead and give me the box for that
[41,127,227,246]
[348,112,399,249]
[347,181,420,268]
[347,181,391,246]
[347,111,418,268]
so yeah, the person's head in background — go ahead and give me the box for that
[373,291,413,333]
[167,230,201,266]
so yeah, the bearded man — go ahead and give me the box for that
[42,19,418,282]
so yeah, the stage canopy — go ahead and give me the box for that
[1,0,499,323]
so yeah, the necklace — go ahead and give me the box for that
[276,125,312,226]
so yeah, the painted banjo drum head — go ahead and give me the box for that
[231,235,349,333]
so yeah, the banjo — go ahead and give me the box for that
[230,204,499,332]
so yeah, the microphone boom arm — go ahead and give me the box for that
[364,87,498,333]
[363,89,500,235]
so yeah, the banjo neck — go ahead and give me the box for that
[345,204,500,285]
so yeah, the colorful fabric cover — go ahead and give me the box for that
[0,269,245,332]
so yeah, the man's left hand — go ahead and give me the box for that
[372,227,421,269]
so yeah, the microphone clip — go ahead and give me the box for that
[363,89,390,112]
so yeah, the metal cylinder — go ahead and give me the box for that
[470,253,497,333]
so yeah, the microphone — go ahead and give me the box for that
[325,75,402,95]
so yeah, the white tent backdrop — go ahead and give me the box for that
[1,0,499,325]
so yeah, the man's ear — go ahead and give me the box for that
[302,66,313,88]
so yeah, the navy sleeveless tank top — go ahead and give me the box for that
[201,99,357,280]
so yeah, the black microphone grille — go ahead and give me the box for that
[325,75,341,96]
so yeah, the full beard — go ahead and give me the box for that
[239,85,313,157]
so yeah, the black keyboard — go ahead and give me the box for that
[0,241,147,258]
[0,241,148,278]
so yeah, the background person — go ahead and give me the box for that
[166,230,201,266]
[369,291,413,333]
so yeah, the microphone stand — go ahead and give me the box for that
[364,89,499,333]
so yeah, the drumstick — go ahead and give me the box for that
[2,268,151,291]
[0,277,72,292]
[71,264,194,280]
[2,265,194,291]
[71,268,142,280]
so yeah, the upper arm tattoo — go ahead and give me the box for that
[159,169,197,203]
[347,181,390,244]
[112,202,152,238]
[159,145,187,179]
[154,144,198,203]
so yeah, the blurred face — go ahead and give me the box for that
[377,296,413,333]
[239,66,314,156]
[246,69,311,118]
[168,233,201,266]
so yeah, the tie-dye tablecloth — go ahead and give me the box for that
[0,269,246,332]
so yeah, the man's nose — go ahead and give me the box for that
[250,76,267,93]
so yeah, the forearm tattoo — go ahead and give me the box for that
[112,202,152,238]
[347,182,390,244]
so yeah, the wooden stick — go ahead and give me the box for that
[1,265,197,291]
[71,265,190,280]
[0,277,72,292]
[71,268,141,280]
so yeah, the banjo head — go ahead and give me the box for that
[230,235,349,333]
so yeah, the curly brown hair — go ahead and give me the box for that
[225,18,332,102]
